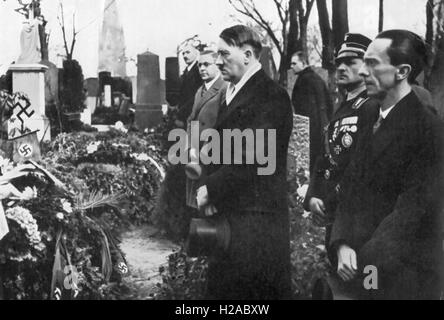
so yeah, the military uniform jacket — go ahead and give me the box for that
[304,91,379,214]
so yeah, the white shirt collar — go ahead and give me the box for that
[204,74,220,90]
[380,105,396,119]
[226,62,262,105]
[186,60,197,72]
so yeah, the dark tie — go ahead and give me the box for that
[373,114,384,134]
[201,85,207,97]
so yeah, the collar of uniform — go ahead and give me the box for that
[226,61,262,105]
[347,85,366,101]
[204,74,220,91]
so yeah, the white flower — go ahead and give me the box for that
[60,199,73,214]
[56,212,65,221]
[5,206,43,250]
[136,153,149,161]
[114,121,128,133]
[297,185,308,199]
[21,186,38,201]
[302,211,311,219]
[0,156,14,173]
[86,142,100,154]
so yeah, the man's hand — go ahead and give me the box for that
[204,205,218,217]
[337,245,358,282]
[196,186,210,210]
[309,197,327,226]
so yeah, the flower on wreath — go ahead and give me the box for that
[0,156,14,174]
[55,212,65,221]
[86,142,101,155]
[60,199,73,214]
[131,153,149,162]
[5,206,45,251]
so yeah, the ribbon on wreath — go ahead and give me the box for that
[50,230,79,300]
[0,203,9,241]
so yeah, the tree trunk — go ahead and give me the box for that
[332,0,349,48]
[282,0,303,86]
[428,1,444,118]
[378,0,384,33]
[317,0,334,70]
[426,0,434,45]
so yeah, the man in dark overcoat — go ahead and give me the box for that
[291,52,333,174]
[329,30,444,300]
[196,25,293,300]
[175,44,203,127]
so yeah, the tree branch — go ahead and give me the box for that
[228,0,284,56]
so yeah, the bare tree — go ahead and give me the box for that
[228,0,315,84]
[379,0,384,33]
[425,0,444,118]
[332,0,349,49]
[316,0,349,110]
[316,0,334,70]
[57,2,78,61]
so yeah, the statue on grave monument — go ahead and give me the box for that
[16,0,43,64]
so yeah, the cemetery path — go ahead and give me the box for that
[120,225,179,300]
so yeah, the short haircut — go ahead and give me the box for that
[220,25,263,59]
[376,30,427,83]
[200,50,218,60]
[292,51,308,65]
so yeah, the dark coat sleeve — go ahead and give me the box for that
[177,65,203,123]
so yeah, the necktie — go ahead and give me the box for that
[373,114,384,134]
[201,85,207,97]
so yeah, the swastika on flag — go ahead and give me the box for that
[18,144,33,158]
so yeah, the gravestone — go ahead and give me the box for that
[135,51,163,130]
[99,71,112,108]
[85,78,99,115]
[165,57,180,106]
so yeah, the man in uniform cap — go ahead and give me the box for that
[304,33,379,264]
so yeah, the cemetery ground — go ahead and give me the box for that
[0,117,329,300]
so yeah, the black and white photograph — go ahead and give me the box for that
[0,0,443,305]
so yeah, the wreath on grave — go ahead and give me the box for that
[0,158,129,300]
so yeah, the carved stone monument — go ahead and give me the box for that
[9,64,50,142]
[8,0,50,142]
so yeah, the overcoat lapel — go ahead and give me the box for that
[370,93,414,163]
[198,77,224,111]
[216,70,265,127]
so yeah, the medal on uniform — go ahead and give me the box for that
[342,133,353,148]
[334,145,342,155]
